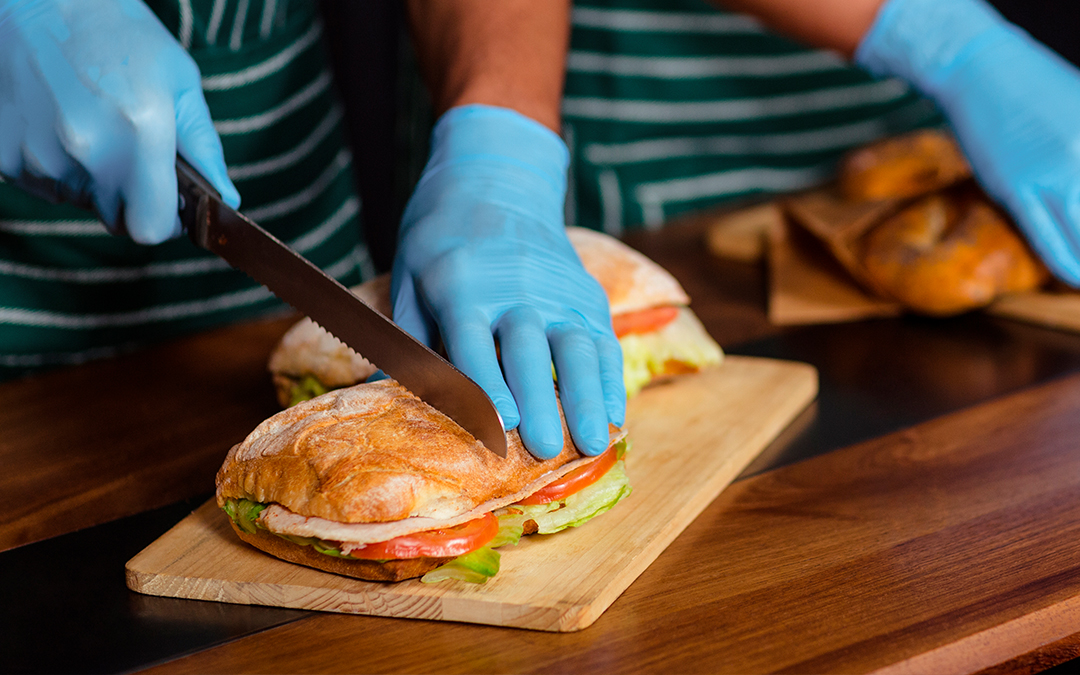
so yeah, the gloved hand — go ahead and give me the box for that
[392,105,625,459]
[856,0,1080,285]
[0,0,239,244]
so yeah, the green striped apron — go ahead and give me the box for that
[0,0,370,380]
[0,0,940,381]
[563,0,941,234]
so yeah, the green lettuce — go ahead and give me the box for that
[222,498,267,534]
[420,511,527,584]
[420,547,501,584]
[288,374,331,406]
[513,459,631,534]
[620,310,723,397]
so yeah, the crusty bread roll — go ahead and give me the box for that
[860,190,1048,315]
[565,226,689,314]
[217,379,623,581]
[784,129,1049,316]
[839,129,971,202]
[218,379,588,523]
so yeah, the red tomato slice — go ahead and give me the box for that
[348,512,499,560]
[612,306,680,338]
[517,445,618,506]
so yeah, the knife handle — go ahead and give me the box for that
[0,157,218,245]
[175,156,221,250]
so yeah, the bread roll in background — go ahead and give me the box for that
[784,129,1048,316]
[860,189,1048,315]
[839,129,971,202]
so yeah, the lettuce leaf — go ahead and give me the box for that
[289,374,331,406]
[419,510,531,584]
[621,309,723,397]
[421,547,501,584]
[515,459,632,534]
[490,511,527,549]
[222,498,267,534]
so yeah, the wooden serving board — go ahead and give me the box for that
[126,356,817,632]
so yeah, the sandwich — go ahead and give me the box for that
[268,228,722,406]
[563,227,722,397]
[217,379,631,583]
[267,275,388,407]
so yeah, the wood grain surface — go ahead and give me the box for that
[0,315,295,551]
[138,365,1080,675]
[126,357,818,632]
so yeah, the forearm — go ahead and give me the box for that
[715,0,885,56]
[404,0,570,132]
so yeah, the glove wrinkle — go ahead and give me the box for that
[392,104,623,458]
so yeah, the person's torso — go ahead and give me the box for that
[562,0,940,234]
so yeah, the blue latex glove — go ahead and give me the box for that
[0,0,239,244]
[857,0,1080,285]
[392,105,625,459]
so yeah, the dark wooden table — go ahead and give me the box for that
[4,211,1080,674]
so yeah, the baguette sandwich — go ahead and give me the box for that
[217,379,631,583]
[269,228,722,407]
[563,227,722,397]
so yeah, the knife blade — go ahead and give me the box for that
[176,158,507,457]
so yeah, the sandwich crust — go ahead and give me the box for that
[216,379,586,524]
[566,227,690,315]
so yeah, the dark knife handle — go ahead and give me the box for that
[175,157,220,249]
[1,158,216,241]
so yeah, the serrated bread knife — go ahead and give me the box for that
[176,158,507,457]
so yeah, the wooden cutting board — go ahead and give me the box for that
[126,356,817,632]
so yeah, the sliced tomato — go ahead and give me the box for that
[517,445,618,506]
[348,512,499,560]
[612,306,680,338]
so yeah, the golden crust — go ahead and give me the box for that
[839,129,972,202]
[216,379,589,524]
[861,190,1048,315]
[229,520,450,582]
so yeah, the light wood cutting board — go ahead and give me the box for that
[126,356,817,632]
